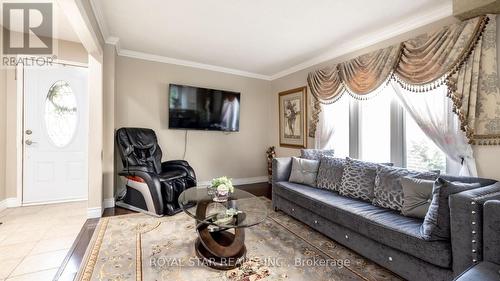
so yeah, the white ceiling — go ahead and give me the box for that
[91,0,452,79]
[0,0,81,43]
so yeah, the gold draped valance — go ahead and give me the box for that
[307,15,500,145]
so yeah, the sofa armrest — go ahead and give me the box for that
[272,157,292,183]
[454,262,500,281]
[450,183,500,275]
[484,200,500,264]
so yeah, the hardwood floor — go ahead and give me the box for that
[54,182,271,280]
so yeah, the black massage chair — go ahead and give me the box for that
[115,127,196,216]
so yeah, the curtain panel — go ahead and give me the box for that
[307,15,500,145]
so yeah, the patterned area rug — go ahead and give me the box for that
[76,198,402,281]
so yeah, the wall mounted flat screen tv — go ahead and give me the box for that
[168,84,241,131]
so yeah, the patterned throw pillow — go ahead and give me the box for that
[316,156,345,191]
[300,149,335,161]
[338,158,380,201]
[288,157,320,187]
[373,165,439,211]
[421,178,481,240]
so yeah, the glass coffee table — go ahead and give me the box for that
[178,188,268,270]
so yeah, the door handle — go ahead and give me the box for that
[25,140,38,145]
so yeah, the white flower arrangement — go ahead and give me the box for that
[210,176,235,193]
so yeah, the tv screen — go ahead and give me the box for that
[168,84,241,131]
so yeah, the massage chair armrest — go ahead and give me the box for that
[450,182,500,276]
[118,168,164,215]
[162,160,190,167]
[161,161,197,180]
[483,200,500,264]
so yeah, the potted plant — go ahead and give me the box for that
[210,176,234,202]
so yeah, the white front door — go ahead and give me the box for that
[23,64,89,204]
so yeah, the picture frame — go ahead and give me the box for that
[278,86,307,148]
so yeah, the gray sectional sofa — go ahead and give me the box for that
[455,200,500,280]
[272,157,500,281]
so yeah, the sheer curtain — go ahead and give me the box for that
[391,82,477,176]
[314,94,350,158]
[315,103,335,149]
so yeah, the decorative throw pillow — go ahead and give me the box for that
[300,149,335,161]
[400,177,435,219]
[288,157,320,187]
[373,165,439,211]
[338,158,384,201]
[316,156,345,191]
[421,178,481,240]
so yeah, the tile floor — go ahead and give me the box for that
[0,201,87,281]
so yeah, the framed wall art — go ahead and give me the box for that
[278,86,307,148]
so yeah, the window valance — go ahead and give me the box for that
[307,15,500,145]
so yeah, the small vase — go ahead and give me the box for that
[213,187,229,202]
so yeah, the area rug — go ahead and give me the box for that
[76,198,402,281]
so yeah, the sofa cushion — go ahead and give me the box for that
[338,158,379,201]
[400,177,434,219]
[316,156,345,191]
[300,149,335,160]
[274,181,452,268]
[421,178,481,240]
[288,157,320,187]
[373,165,439,211]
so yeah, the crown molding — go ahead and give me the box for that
[118,49,273,80]
[90,1,452,81]
[105,36,121,53]
[269,2,453,80]
[89,0,109,39]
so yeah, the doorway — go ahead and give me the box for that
[22,63,89,204]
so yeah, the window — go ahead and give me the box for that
[45,81,78,147]
[317,94,350,158]
[358,90,392,163]
[321,84,452,173]
[329,94,350,158]
[405,111,446,172]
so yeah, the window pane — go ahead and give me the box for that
[322,94,350,158]
[332,98,350,158]
[405,111,446,172]
[359,90,391,163]
[45,81,78,147]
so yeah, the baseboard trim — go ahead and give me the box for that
[198,176,268,187]
[0,199,8,212]
[103,198,115,209]
[0,198,21,210]
[87,207,103,219]
[22,198,86,207]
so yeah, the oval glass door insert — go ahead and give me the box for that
[44,81,78,147]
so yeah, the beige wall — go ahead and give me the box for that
[2,36,88,201]
[0,63,6,201]
[115,56,272,183]
[103,44,116,200]
[270,16,500,181]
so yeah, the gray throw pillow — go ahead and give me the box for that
[300,149,335,161]
[373,165,439,211]
[316,156,345,191]
[421,178,481,240]
[338,158,382,201]
[288,157,320,187]
[400,177,435,219]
